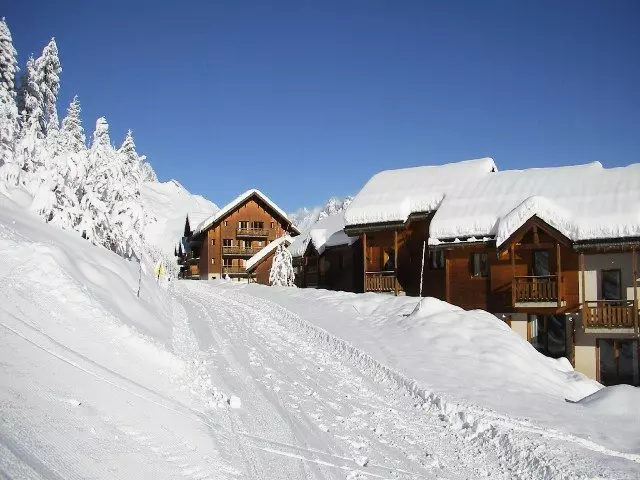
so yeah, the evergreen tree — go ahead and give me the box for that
[61,95,85,153]
[35,37,61,134]
[0,17,19,170]
[269,244,295,287]
[183,215,191,237]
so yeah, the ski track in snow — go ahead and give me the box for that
[170,281,639,480]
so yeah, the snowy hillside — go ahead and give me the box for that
[289,196,354,233]
[140,180,218,255]
[1,193,639,479]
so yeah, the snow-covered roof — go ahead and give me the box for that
[289,212,356,258]
[187,212,211,230]
[194,189,299,235]
[245,235,293,272]
[429,161,640,246]
[344,158,497,227]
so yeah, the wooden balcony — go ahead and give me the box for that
[582,300,636,329]
[223,246,261,256]
[365,271,397,293]
[237,227,269,238]
[222,265,247,275]
[512,275,561,307]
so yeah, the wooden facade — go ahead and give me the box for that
[296,241,364,292]
[179,191,297,280]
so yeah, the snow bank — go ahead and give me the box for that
[344,158,496,227]
[576,384,640,418]
[218,284,640,455]
[0,193,231,478]
[430,161,640,243]
[140,179,218,255]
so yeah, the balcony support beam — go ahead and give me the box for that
[556,242,562,309]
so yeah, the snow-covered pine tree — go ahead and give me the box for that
[78,117,113,245]
[14,56,44,179]
[35,37,61,135]
[61,95,85,153]
[269,244,295,287]
[0,17,19,171]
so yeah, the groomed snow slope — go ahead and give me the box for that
[218,284,640,466]
[140,180,218,255]
[429,161,640,243]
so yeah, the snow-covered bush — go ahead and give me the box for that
[269,244,295,287]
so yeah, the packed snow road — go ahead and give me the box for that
[173,281,633,480]
[174,281,504,479]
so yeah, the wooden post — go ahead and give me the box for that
[633,247,638,334]
[419,241,426,299]
[362,233,367,292]
[510,244,516,307]
[445,250,451,304]
[580,251,586,310]
[394,230,399,296]
[556,242,562,309]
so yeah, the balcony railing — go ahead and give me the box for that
[223,246,261,256]
[365,271,397,293]
[237,227,269,237]
[222,265,247,275]
[513,275,558,304]
[583,300,635,328]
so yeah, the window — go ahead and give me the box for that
[599,339,639,386]
[601,269,622,301]
[223,258,232,267]
[253,221,264,229]
[223,239,232,247]
[533,250,550,277]
[224,221,228,226]
[383,249,395,271]
[211,239,215,246]
[528,315,567,359]
[239,221,249,230]
[429,250,445,269]
[243,240,252,249]
[471,253,488,277]
[270,222,274,228]
[211,258,215,264]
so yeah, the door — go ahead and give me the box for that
[528,314,567,359]
[598,339,639,386]
[601,269,622,301]
[533,250,550,276]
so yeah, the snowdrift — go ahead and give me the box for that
[0,193,227,478]
[220,283,640,455]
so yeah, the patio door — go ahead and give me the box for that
[598,339,639,386]
[528,314,567,359]
[601,269,622,301]
[532,250,550,276]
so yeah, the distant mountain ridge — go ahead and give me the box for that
[289,196,354,233]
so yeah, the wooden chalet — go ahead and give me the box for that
[345,159,640,386]
[290,212,363,292]
[178,189,299,280]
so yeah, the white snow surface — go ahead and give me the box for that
[289,196,354,234]
[194,188,299,236]
[2,192,640,479]
[245,234,293,272]
[289,211,355,258]
[429,161,640,244]
[140,179,218,254]
[344,157,497,227]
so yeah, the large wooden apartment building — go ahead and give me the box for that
[179,189,299,280]
[338,158,640,386]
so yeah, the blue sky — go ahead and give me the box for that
[5,1,639,211]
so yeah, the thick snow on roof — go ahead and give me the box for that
[430,162,640,245]
[289,212,355,258]
[245,235,292,272]
[344,158,497,227]
[194,189,299,235]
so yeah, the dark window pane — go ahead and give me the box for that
[599,340,617,386]
[533,251,550,277]
[619,341,639,386]
[546,315,566,358]
[602,270,622,301]
[529,315,547,353]
[480,253,489,277]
